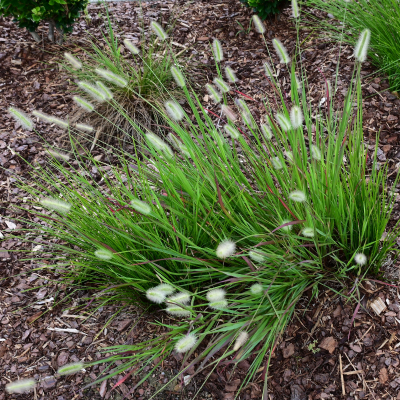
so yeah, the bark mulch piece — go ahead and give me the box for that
[1,1,400,399]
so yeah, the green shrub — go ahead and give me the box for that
[240,0,288,19]
[304,0,400,91]
[8,9,399,398]
[0,0,88,43]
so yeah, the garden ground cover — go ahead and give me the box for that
[1,1,400,399]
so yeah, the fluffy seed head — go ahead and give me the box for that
[168,133,191,158]
[354,253,367,265]
[289,190,306,202]
[175,333,198,353]
[206,288,226,302]
[272,157,283,170]
[261,123,273,140]
[154,284,175,295]
[273,38,291,64]
[264,62,274,78]
[249,250,265,263]
[58,362,84,376]
[209,299,228,310]
[150,21,168,40]
[123,39,140,55]
[280,219,293,232]
[233,331,249,351]
[285,151,294,162]
[131,198,152,215]
[242,111,255,129]
[250,283,263,295]
[354,29,371,63]
[213,78,230,93]
[64,52,82,69]
[51,116,69,130]
[166,305,191,317]
[78,81,106,102]
[276,113,292,132]
[73,96,95,112]
[40,197,71,214]
[225,66,237,83]
[146,132,170,152]
[236,98,250,113]
[8,107,34,131]
[311,145,322,161]
[146,288,166,304]
[96,81,114,100]
[165,100,184,121]
[76,123,94,133]
[291,0,300,18]
[95,249,113,261]
[205,84,221,103]
[167,291,191,305]
[95,68,128,88]
[221,105,237,121]
[46,148,70,162]
[290,106,303,129]
[302,227,315,237]
[212,39,224,62]
[171,66,186,87]
[32,110,54,124]
[6,379,36,394]
[293,75,302,93]
[216,239,236,259]
[224,124,240,140]
[252,15,265,34]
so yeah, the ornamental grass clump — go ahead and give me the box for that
[17,4,400,397]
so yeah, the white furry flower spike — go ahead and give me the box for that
[58,362,84,375]
[131,198,152,215]
[354,253,367,265]
[280,219,293,232]
[205,84,221,103]
[76,123,94,133]
[51,116,69,130]
[264,62,274,78]
[261,123,273,140]
[213,78,230,93]
[212,39,224,62]
[289,190,306,203]
[32,110,54,124]
[249,250,265,263]
[354,29,371,63]
[216,239,236,259]
[311,145,322,161]
[250,283,263,295]
[146,287,166,304]
[273,38,291,64]
[64,52,82,69]
[276,113,292,132]
[154,284,175,295]
[290,106,303,129]
[272,157,283,170]
[150,21,168,41]
[171,66,186,87]
[225,66,237,83]
[165,100,184,121]
[78,81,106,102]
[221,105,237,121]
[6,379,36,394]
[206,288,226,302]
[8,107,34,131]
[73,96,95,112]
[95,249,113,261]
[46,148,70,162]
[166,305,191,317]
[233,331,249,351]
[209,299,228,310]
[123,39,140,55]
[302,227,315,237]
[96,81,113,100]
[291,0,300,19]
[167,291,191,305]
[224,124,240,140]
[145,132,173,157]
[175,333,198,353]
[40,197,71,214]
[253,15,265,34]
[95,68,128,88]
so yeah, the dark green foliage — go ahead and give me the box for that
[0,0,88,33]
[240,0,288,19]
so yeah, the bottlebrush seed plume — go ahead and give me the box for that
[206,288,226,302]
[250,283,263,295]
[280,219,293,231]
[78,81,106,102]
[168,133,191,157]
[167,292,191,305]
[216,239,236,259]
[224,124,240,140]
[51,116,69,130]
[150,21,168,41]
[166,305,191,317]
[6,379,36,394]
[165,100,184,121]
[276,113,292,132]
[289,190,306,202]
[233,331,249,351]
[175,333,198,353]
[205,84,221,103]
[95,68,128,88]
[131,198,152,215]
[145,132,168,151]
[354,253,367,265]
[302,227,315,237]
[291,0,300,18]
[273,38,291,64]
[58,362,84,376]
[8,107,34,131]
[252,15,265,34]
[209,299,228,310]
[261,123,273,140]
[242,111,255,129]
[236,98,250,113]
[146,287,166,304]
[311,145,322,161]
[32,110,54,124]
[171,66,186,87]
[225,66,238,83]
[76,123,94,133]
[123,39,140,55]
[272,157,283,170]
[96,81,113,100]
[64,52,82,69]
[285,151,294,162]
[290,106,303,129]
[46,148,70,162]
[221,105,237,121]
[294,75,302,93]
[94,249,113,261]
[264,62,274,78]
[354,29,371,63]
[249,250,265,263]
[73,96,95,112]
[212,39,224,62]
[154,284,175,295]
[40,197,71,214]
[213,77,230,93]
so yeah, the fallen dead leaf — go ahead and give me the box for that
[319,336,337,354]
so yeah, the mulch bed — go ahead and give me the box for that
[1,0,400,399]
